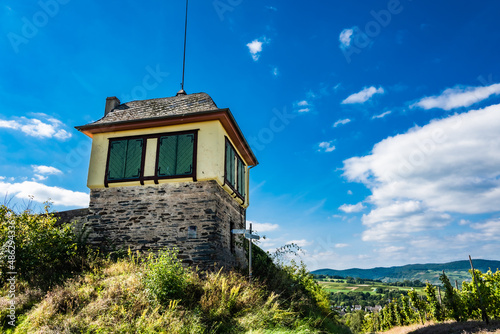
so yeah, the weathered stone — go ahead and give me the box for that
[57,180,247,270]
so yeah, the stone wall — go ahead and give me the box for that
[54,208,89,226]
[84,180,247,269]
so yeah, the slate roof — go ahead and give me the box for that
[75,92,259,166]
[83,92,219,127]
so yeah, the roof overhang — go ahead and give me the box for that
[75,108,258,166]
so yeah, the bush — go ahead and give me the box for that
[0,204,86,289]
[143,248,189,306]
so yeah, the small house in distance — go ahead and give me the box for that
[74,92,258,269]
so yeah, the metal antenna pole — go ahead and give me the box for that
[181,0,189,92]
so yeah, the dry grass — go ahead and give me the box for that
[380,320,500,334]
[3,257,346,334]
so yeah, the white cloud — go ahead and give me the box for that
[32,165,63,175]
[265,6,277,11]
[342,86,384,104]
[378,246,406,254]
[0,120,19,129]
[347,190,353,195]
[318,141,335,153]
[294,100,310,113]
[0,115,72,140]
[286,239,313,247]
[335,243,349,248]
[33,174,48,181]
[372,110,392,119]
[0,176,5,180]
[246,221,279,232]
[333,118,351,127]
[271,67,279,77]
[32,165,62,181]
[0,180,89,207]
[339,28,354,49]
[343,103,500,244]
[412,83,500,110]
[246,37,269,61]
[339,202,365,213]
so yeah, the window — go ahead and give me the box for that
[188,226,197,239]
[230,221,235,254]
[224,138,246,200]
[237,158,246,199]
[107,138,144,181]
[157,133,194,177]
[104,130,197,186]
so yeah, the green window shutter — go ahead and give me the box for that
[108,140,126,180]
[158,134,194,176]
[237,158,245,198]
[124,139,143,179]
[158,136,177,176]
[225,141,235,187]
[107,139,143,180]
[176,134,194,175]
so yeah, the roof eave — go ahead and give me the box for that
[75,108,259,167]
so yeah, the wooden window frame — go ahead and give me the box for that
[104,129,198,187]
[224,137,246,201]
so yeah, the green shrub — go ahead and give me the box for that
[142,248,189,306]
[0,204,85,289]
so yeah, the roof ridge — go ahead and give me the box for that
[122,92,210,106]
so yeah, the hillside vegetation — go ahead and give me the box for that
[0,204,350,333]
[311,260,500,285]
[323,271,500,333]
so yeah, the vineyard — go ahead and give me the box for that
[340,270,500,333]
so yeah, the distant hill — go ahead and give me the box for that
[311,259,500,284]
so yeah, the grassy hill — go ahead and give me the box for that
[311,259,500,284]
[0,205,352,333]
[1,250,352,333]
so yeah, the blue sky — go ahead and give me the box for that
[2,0,500,270]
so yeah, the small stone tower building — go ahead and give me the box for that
[75,92,258,268]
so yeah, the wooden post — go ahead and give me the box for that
[249,223,252,282]
[469,255,489,324]
[455,280,459,290]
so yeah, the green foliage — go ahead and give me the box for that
[3,249,351,333]
[344,310,366,334]
[424,283,444,321]
[339,269,500,333]
[142,248,189,306]
[440,271,465,321]
[461,269,500,321]
[480,270,500,319]
[251,242,331,315]
[408,289,427,325]
[0,204,87,289]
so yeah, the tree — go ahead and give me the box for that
[440,271,465,322]
[408,289,427,325]
[425,283,444,321]
[0,204,86,289]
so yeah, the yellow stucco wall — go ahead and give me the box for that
[86,120,249,207]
